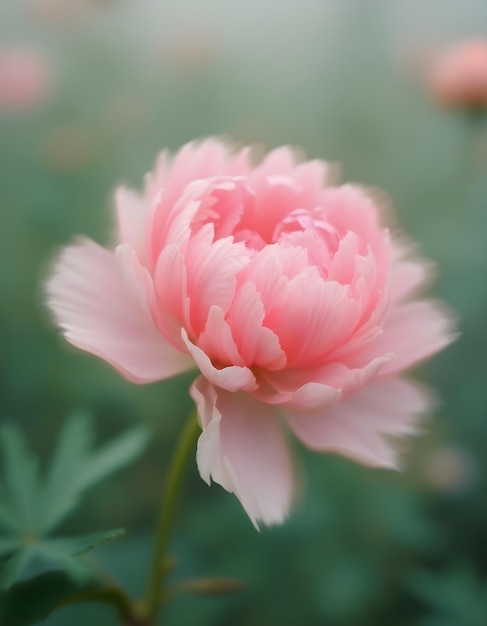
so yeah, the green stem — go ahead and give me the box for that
[140,410,201,622]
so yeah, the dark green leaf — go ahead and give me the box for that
[1,548,37,590]
[0,571,93,626]
[27,544,92,585]
[0,415,147,590]
[43,528,125,556]
[0,425,39,530]
[38,418,148,535]
[38,412,94,534]
[76,427,149,493]
[1,532,126,590]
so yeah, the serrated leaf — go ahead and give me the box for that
[38,412,94,534]
[0,425,39,530]
[0,415,148,590]
[0,531,123,591]
[44,528,125,556]
[1,528,124,589]
[28,544,92,585]
[0,571,93,626]
[76,427,149,492]
[38,420,148,535]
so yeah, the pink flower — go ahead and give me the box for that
[0,47,52,113]
[45,139,455,526]
[430,39,487,110]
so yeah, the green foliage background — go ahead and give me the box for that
[1,1,487,624]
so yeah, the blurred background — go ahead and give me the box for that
[1,1,487,624]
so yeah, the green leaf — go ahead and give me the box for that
[26,544,92,585]
[0,531,124,590]
[1,549,37,591]
[38,418,149,535]
[0,538,22,557]
[38,412,94,534]
[0,571,93,626]
[0,413,149,590]
[76,427,150,492]
[43,528,125,556]
[0,425,39,530]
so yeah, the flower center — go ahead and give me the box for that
[190,176,340,275]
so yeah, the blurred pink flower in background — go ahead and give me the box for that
[45,138,455,526]
[30,0,112,24]
[161,35,217,74]
[430,39,487,109]
[41,124,97,172]
[0,47,52,113]
[423,445,477,494]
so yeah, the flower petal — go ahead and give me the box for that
[197,305,245,367]
[115,186,147,262]
[389,238,435,304]
[154,243,193,343]
[250,145,299,184]
[184,224,249,335]
[148,139,250,258]
[227,281,286,370]
[45,238,193,383]
[191,377,295,526]
[323,185,390,260]
[293,159,333,200]
[370,300,456,375]
[263,271,360,367]
[260,355,389,409]
[285,377,432,468]
[182,329,256,392]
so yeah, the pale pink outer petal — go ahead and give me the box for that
[285,377,432,468]
[322,185,386,253]
[45,238,194,383]
[149,138,250,200]
[388,238,435,304]
[147,140,235,216]
[260,381,342,411]
[293,159,332,199]
[181,329,257,392]
[249,145,298,185]
[259,355,390,408]
[148,139,251,259]
[191,376,295,527]
[368,301,457,375]
[115,186,147,262]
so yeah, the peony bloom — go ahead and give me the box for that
[0,47,52,113]
[430,39,487,110]
[45,139,454,526]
